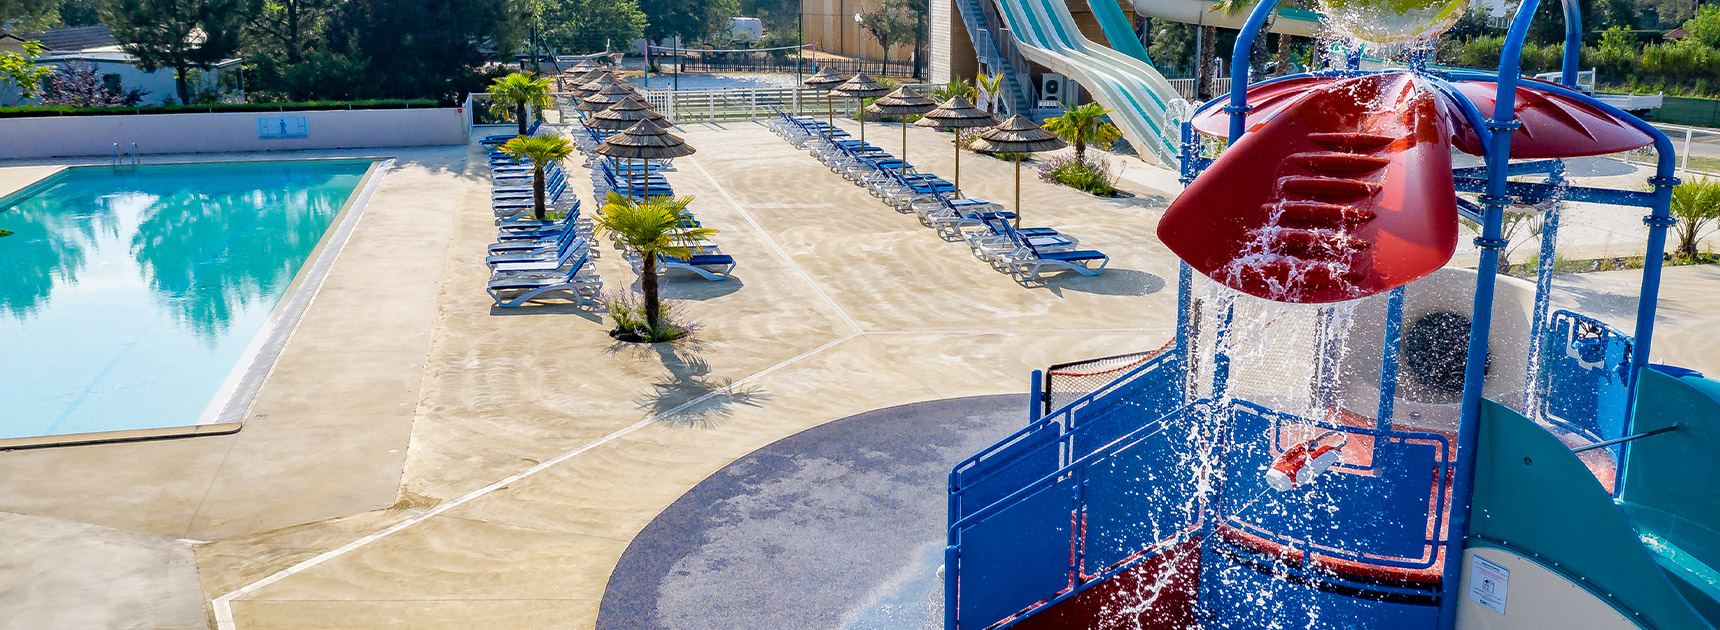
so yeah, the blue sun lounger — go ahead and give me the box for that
[488,226,581,254]
[656,252,736,281]
[490,238,591,274]
[486,232,588,266]
[487,254,602,307]
[1007,237,1109,282]
[481,120,543,148]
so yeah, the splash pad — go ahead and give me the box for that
[944,0,1720,628]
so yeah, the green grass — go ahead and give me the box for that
[1503,252,1718,278]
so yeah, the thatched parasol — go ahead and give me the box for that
[577,83,634,112]
[587,97,670,132]
[865,87,937,177]
[967,114,1068,227]
[594,120,696,200]
[832,72,889,144]
[802,67,847,138]
[914,96,998,197]
[575,72,620,98]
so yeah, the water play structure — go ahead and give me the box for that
[942,0,1720,628]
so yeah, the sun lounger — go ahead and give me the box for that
[487,255,602,307]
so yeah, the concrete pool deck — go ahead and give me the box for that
[1,121,1718,629]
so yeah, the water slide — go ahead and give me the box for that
[987,0,1190,166]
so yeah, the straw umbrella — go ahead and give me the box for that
[832,72,889,144]
[802,67,846,138]
[967,114,1067,227]
[593,120,696,201]
[588,97,670,133]
[865,87,937,177]
[914,96,997,198]
[578,83,633,113]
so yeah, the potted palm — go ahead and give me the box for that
[487,72,554,138]
[1671,177,1720,262]
[594,193,717,342]
[499,135,575,221]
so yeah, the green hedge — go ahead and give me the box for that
[0,99,445,118]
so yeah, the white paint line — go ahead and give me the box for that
[210,331,861,629]
[863,327,1173,335]
[687,156,863,335]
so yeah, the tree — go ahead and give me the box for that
[1144,18,1195,76]
[594,192,716,338]
[537,0,647,54]
[41,61,148,105]
[488,72,553,138]
[1042,103,1120,161]
[499,135,574,221]
[859,0,924,70]
[1671,177,1720,260]
[639,0,737,44]
[1685,5,1720,50]
[107,0,247,105]
[0,40,52,106]
[325,0,524,102]
[245,0,337,65]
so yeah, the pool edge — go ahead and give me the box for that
[1,158,395,450]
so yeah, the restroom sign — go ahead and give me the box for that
[258,116,309,139]
[1468,555,1510,614]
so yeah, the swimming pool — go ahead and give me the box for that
[0,160,374,444]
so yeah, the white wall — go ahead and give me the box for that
[0,108,469,159]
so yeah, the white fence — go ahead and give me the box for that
[1166,78,1233,101]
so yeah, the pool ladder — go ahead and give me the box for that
[111,142,137,167]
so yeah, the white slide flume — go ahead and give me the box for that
[988,0,1190,167]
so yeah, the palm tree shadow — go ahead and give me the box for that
[619,341,773,429]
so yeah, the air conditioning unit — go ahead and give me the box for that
[1039,73,1069,108]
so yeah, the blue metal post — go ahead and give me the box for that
[1437,2,1552,626]
[1226,0,1279,142]
[944,540,959,629]
[1176,261,1194,402]
[1376,287,1406,431]
[1524,162,1565,413]
[1029,369,1045,422]
[1560,0,1582,87]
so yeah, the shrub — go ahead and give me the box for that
[601,290,699,343]
[1038,154,1121,197]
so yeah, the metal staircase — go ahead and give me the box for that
[953,0,1036,116]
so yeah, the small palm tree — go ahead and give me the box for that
[1042,103,1121,162]
[500,135,575,221]
[595,193,717,336]
[1671,177,1720,260]
[488,72,554,138]
[974,73,1004,114]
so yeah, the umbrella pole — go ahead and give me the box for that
[1014,154,1022,228]
[954,128,962,199]
[628,157,636,201]
[901,122,909,177]
[827,94,833,138]
[858,99,866,144]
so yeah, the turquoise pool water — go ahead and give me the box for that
[0,160,371,441]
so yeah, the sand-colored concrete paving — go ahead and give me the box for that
[2,119,1718,630]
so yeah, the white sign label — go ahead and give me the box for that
[1468,555,1510,614]
[258,116,309,139]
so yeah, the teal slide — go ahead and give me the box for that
[1088,0,1153,63]
[986,0,1188,167]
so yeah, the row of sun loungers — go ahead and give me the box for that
[571,118,736,283]
[768,108,1109,283]
[483,126,604,307]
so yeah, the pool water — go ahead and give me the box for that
[0,160,371,441]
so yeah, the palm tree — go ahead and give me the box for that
[1042,103,1121,162]
[975,73,1004,114]
[500,135,575,221]
[488,72,554,138]
[594,193,717,336]
[1671,177,1720,260]
[1201,0,1253,99]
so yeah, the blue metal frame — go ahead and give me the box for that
[946,0,1684,623]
